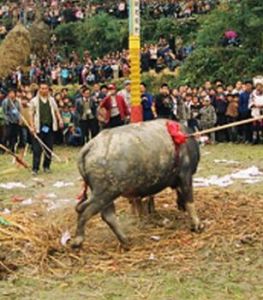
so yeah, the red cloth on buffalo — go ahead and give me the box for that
[166,121,187,146]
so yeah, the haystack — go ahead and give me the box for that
[29,8,50,57]
[29,20,50,57]
[0,23,31,78]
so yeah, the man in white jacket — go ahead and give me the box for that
[30,82,63,175]
[249,83,263,144]
[117,80,131,113]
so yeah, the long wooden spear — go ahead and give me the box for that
[188,115,263,138]
[0,144,29,169]
[10,100,62,162]
[21,113,63,162]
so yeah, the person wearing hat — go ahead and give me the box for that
[65,123,82,147]
[99,84,130,128]
[199,96,217,143]
[117,80,131,113]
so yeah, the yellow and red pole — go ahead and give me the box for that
[129,0,143,122]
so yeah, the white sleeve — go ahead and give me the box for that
[248,93,254,109]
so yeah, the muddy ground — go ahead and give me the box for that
[0,144,263,300]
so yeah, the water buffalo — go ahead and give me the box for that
[72,119,202,249]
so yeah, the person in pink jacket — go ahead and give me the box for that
[99,84,130,128]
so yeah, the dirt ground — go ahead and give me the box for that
[0,144,263,300]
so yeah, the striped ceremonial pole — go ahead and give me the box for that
[129,0,143,122]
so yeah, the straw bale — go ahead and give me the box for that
[0,23,31,78]
[29,20,50,57]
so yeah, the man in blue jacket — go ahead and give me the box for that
[238,80,253,143]
[2,88,21,152]
[140,82,155,121]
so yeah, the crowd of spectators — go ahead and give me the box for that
[151,80,263,145]
[0,0,213,89]
[27,48,131,86]
[4,35,194,89]
[140,0,219,19]
[141,36,194,73]
[0,0,220,37]
[83,0,219,20]
[0,1,261,174]
[1,79,262,162]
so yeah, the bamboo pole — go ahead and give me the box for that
[22,115,62,162]
[0,144,29,169]
[188,115,263,138]
[10,100,62,162]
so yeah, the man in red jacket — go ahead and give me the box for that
[100,84,130,128]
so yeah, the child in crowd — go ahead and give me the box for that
[61,105,73,128]
[226,93,239,142]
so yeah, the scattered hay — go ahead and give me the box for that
[0,23,31,78]
[0,189,262,279]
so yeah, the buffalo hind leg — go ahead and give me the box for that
[101,203,130,250]
[130,197,144,217]
[176,176,203,232]
[76,182,89,213]
[129,196,155,217]
[146,196,155,214]
[72,197,102,248]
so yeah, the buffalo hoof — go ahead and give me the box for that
[191,222,205,233]
[71,236,84,249]
[118,241,131,253]
[177,200,186,212]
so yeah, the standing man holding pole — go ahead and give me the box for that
[30,82,63,175]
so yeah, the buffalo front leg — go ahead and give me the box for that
[177,177,203,232]
[101,203,130,250]
[185,202,203,233]
[72,198,101,248]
